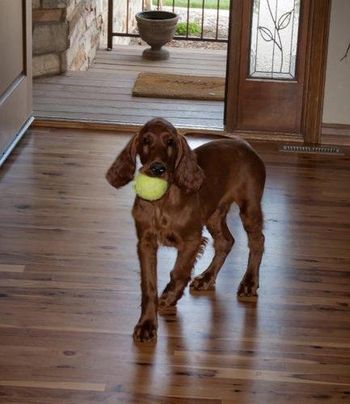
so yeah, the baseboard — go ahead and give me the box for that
[321,123,350,146]
[322,123,350,132]
[31,118,140,133]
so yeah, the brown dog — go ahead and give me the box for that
[106,118,265,342]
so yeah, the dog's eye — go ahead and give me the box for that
[166,139,174,147]
[142,137,151,146]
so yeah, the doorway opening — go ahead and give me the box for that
[32,0,332,144]
[32,0,229,131]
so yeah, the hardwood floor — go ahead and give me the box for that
[0,127,350,403]
[33,46,226,130]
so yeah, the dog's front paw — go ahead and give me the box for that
[190,272,216,291]
[133,320,157,343]
[158,295,177,314]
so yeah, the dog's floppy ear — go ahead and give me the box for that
[174,134,204,193]
[106,133,138,188]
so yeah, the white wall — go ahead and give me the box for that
[322,0,350,125]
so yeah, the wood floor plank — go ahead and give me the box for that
[0,381,106,392]
[0,265,25,273]
[33,103,222,119]
[33,94,223,111]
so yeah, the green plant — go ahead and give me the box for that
[176,21,201,36]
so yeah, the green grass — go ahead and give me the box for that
[176,21,201,36]
[153,0,230,10]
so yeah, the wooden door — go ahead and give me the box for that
[0,0,33,166]
[225,0,331,141]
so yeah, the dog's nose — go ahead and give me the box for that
[150,162,166,176]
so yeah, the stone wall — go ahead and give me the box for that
[33,0,106,77]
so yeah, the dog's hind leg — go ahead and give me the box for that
[237,199,264,297]
[190,204,234,291]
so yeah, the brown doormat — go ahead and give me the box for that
[132,72,225,101]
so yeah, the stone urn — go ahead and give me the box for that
[136,11,179,60]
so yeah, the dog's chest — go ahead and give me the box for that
[153,206,178,247]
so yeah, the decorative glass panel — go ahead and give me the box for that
[249,0,301,79]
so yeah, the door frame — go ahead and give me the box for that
[225,0,332,144]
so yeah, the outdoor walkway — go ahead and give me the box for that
[33,45,227,130]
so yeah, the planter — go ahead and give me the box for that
[136,11,179,60]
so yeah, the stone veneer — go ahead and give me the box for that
[32,0,107,77]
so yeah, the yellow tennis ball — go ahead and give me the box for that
[133,173,168,201]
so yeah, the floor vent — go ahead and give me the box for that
[280,145,343,155]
